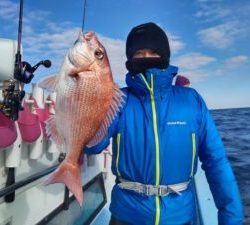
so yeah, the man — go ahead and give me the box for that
[85,22,243,225]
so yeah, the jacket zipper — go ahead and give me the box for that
[116,133,121,177]
[190,133,196,177]
[140,74,161,225]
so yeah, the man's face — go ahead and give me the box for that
[133,49,161,59]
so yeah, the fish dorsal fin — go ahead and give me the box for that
[87,84,126,147]
[46,115,64,152]
[38,75,59,92]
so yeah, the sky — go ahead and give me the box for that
[0,0,250,109]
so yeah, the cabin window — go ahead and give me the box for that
[37,173,107,225]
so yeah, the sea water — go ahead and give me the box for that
[211,107,250,225]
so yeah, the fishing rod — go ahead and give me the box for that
[0,0,51,121]
[1,0,25,204]
[82,0,87,31]
[1,0,53,204]
[15,0,23,72]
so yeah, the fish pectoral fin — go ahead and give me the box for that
[87,84,126,147]
[46,115,64,151]
[38,74,59,92]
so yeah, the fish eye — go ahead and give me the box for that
[94,48,104,60]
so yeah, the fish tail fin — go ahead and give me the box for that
[45,162,83,206]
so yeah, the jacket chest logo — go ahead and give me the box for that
[167,121,187,126]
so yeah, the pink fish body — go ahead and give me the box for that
[39,32,124,206]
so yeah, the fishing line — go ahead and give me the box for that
[81,0,87,31]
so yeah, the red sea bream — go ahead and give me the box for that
[39,31,124,206]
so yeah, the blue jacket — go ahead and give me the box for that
[85,66,243,225]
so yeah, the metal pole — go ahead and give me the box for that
[0,164,59,199]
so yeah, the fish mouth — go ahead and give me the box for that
[83,32,95,41]
[68,38,92,68]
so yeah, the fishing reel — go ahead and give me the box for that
[14,60,51,84]
[0,60,51,121]
[0,79,25,121]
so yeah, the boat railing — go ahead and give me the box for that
[0,163,58,200]
[194,162,218,225]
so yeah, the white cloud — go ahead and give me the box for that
[99,35,127,86]
[22,10,51,26]
[173,52,216,70]
[175,65,226,84]
[195,1,250,49]
[197,22,245,49]
[171,53,218,84]
[174,54,249,86]
[0,0,18,20]
[22,24,34,35]
[0,0,50,22]
[195,0,250,23]
[196,0,223,2]
[168,34,185,54]
[24,29,80,52]
[23,27,81,72]
[195,5,231,21]
[224,55,248,68]
[163,30,185,54]
[156,24,185,54]
[176,69,210,83]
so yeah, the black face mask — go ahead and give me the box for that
[126,57,169,75]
